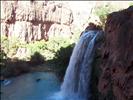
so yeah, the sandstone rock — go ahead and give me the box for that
[1,1,16,23]
[98,6,133,100]
[15,1,35,21]
[48,23,71,38]
[61,7,73,25]
[1,23,9,36]
[15,1,72,24]
[1,1,73,42]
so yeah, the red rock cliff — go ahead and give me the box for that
[98,6,133,100]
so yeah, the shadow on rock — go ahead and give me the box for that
[0,51,45,79]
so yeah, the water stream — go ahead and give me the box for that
[49,30,103,100]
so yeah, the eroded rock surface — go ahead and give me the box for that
[98,6,133,100]
[1,1,73,42]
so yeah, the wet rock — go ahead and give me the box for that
[36,78,41,82]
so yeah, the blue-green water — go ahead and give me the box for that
[1,72,61,100]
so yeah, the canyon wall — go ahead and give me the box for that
[1,1,73,42]
[98,6,133,100]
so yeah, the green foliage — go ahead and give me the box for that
[30,52,45,65]
[0,47,8,76]
[93,4,118,26]
[25,36,76,60]
[0,49,7,68]
[129,2,133,6]
[0,49,7,61]
[49,44,75,80]
[54,44,75,66]
[1,32,79,61]
[25,40,46,57]
[1,36,9,54]
[1,35,25,57]
[1,29,80,71]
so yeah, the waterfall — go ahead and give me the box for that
[60,30,103,100]
[48,30,103,100]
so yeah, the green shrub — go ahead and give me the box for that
[93,4,118,26]
[0,48,8,76]
[0,49,7,69]
[1,35,25,57]
[129,2,133,6]
[30,52,45,65]
[51,44,75,80]
[1,36,9,54]
[25,36,76,61]
[1,30,80,63]
[54,44,75,66]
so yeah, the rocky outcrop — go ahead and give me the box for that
[98,6,133,100]
[1,1,73,42]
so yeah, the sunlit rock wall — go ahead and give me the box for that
[1,1,73,42]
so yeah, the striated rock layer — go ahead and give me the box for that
[1,1,73,42]
[98,6,133,100]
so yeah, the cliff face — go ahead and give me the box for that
[1,1,73,42]
[98,6,133,100]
